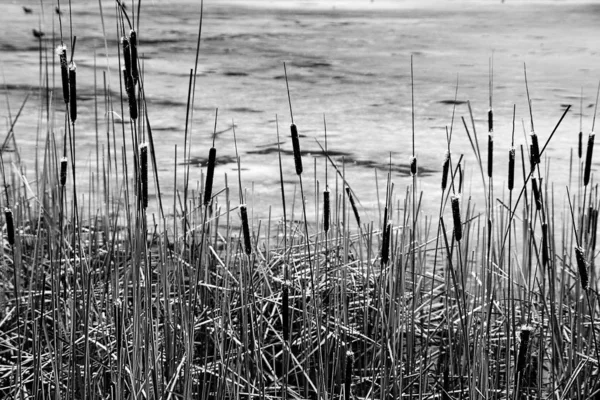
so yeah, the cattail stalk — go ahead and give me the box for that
[451,195,462,241]
[69,62,77,122]
[129,30,139,85]
[575,246,589,290]
[5,208,14,246]
[140,144,148,209]
[441,151,450,191]
[60,157,68,187]
[203,147,216,205]
[584,132,595,186]
[290,123,302,175]
[240,205,252,255]
[57,44,69,104]
[323,189,330,232]
[346,187,360,226]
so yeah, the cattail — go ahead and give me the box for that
[346,187,360,226]
[57,44,69,104]
[290,123,302,175]
[529,144,535,172]
[69,62,77,122]
[203,147,216,205]
[508,147,515,191]
[140,143,148,209]
[487,133,493,178]
[458,164,463,194]
[441,151,450,191]
[345,350,354,400]
[451,195,462,241]
[4,208,14,246]
[410,156,417,176]
[516,326,533,376]
[530,131,540,166]
[129,30,139,86]
[282,280,289,341]
[240,205,252,255]
[122,36,132,81]
[488,108,493,133]
[531,178,542,211]
[575,246,589,291]
[60,157,68,186]
[323,189,330,232]
[381,221,391,265]
[584,132,595,186]
[123,65,137,121]
[579,131,583,159]
[541,223,549,268]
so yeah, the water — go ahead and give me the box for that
[1,0,598,224]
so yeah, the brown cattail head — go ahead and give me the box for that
[579,131,583,159]
[530,131,541,166]
[531,178,542,211]
[129,30,139,86]
[323,189,330,232]
[346,187,360,226]
[203,147,216,206]
[290,123,303,175]
[575,246,589,291]
[451,195,462,241]
[488,108,493,133]
[345,350,354,400]
[381,221,391,265]
[487,133,494,178]
[410,156,417,176]
[121,36,132,81]
[441,150,450,191]
[69,62,77,123]
[122,65,137,120]
[4,208,14,246]
[584,132,595,186]
[516,326,533,375]
[57,44,69,104]
[282,280,290,341]
[60,156,68,187]
[541,223,549,268]
[240,204,252,255]
[140,144,148,209]
[508,147,515,191]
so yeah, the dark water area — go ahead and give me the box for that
[0,0,598,223]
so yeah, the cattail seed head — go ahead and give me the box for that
[508,147,515,191]
[516,326,533,375]
[122,65,137,120]
[530,131,541,166]
[240,205,252,255]
[458,164,463,194]
[346,187,360,226]
[584,132,595,186]
[129,30,139,86]
[69,62,77,123]
[410,156,417,176]
[488,108,493,133]
[4,208,14,246]
[140,144,148,209]
[381,221,391,265]
[203,147,216,206]
[60,156,68,187]
[121,36,132,81]
[345,350,354,400]
[323,189,330,233]
[575,246,589,291]
[487,133,494,178]
[579,131,583,159]
[57,44,69,104]
[290,123,303,175]
[282,280,289,341]
[441,151,450,191]
[531,177,542,210]
[541,223,549,268]
[451,195,462,241]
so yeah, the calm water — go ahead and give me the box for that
[1,0,598,223]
